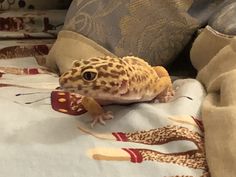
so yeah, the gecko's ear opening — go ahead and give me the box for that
[119,80,129,95]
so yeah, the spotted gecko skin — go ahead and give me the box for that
[59,56,173,126]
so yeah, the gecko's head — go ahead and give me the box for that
[59,56,130,100]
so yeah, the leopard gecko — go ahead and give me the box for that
[59,56,174,127]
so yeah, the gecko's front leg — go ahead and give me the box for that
[81,96,113,127]
[152,66,174,103]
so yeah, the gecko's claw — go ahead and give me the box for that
[91,111,114,127]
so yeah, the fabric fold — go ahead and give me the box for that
[191,25,236,177]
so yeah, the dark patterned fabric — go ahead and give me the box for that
[0,10,67,39]
[62,0,223,66]
[0,39,54,63]
[0,0,72,10]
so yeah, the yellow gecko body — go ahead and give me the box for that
[59,56,173,126]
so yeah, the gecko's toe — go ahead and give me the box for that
[91,118,102,128]
[104,111,114,120]
[90,111,114,127]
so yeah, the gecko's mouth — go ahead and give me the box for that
[61,87,77,93]
[60,85,92,95]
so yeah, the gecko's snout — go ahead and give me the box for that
[59,71,78,91]
[59,77,66,88]
[59,72,69,88]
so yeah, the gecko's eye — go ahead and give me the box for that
[82,69,98,82]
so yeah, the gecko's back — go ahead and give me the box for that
[59,56,171,104]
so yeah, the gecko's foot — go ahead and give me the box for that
[91,111,114,127]
[154,88,175,103]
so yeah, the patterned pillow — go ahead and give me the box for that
[47,0,224,74]
[62,0,199,66]
[0,0,72,10]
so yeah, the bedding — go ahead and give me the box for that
[0,41,209,177]
[0,0,71,10]
[0,10,67,39]
[1,0,236,177]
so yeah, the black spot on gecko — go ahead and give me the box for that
[77,85,82,90]
[71,69,78,75]
[83,90,89,94]
[109,82,117,87]
[96,65,108,71]
[116,65,122,69]
[83,60,90,65]
[93,85,100,90]
[109,58,116,62]
[120,70,126,75]
[144,85,148,91]
[73,62,81,67]
[90,58,100,62]
[133,88,138,93]
[131,77,136,82]
[103,87,111,92]
[118,59,123,64]
[112,90,118,94]
[154,89,159,94]
[101,81,106,85]
[110,69,126,75]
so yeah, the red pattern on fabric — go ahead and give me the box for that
[191,116,204,132]
[122,148,143,163]
[112,132,128,142]
[23,68,40,74]
[0,83,12,87]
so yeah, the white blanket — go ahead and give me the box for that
[0,56,207,177]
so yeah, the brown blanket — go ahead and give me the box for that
[191,26,236,177]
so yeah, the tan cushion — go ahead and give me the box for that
[46,30,116,74]
[190,26,233,71]
[191,26,236,177]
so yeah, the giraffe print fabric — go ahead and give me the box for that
[0,48,207,177]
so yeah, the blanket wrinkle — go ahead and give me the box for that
[192,26,236,177]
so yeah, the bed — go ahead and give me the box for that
[1,1,236,177]
[0,47,208,177]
